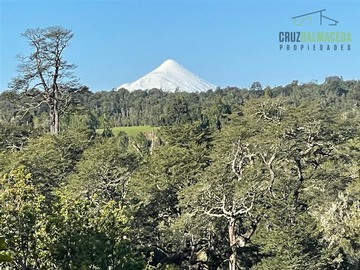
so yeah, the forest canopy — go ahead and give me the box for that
[1,77,359,269]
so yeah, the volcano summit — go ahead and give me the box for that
[118,59,216,92]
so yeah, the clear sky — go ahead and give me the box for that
[0,0,359,91]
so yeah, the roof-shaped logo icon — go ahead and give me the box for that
[292,9,339,26]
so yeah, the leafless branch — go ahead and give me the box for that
[233,192,255,216]
[19,100,48,119]
[231,137,256,181]
[259,152,277,197]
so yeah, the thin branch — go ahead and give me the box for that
[231,137,256,181]
[233,193,255,217]
[259,152,277,197]
[19,100,48,119]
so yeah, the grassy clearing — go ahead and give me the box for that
[96,126,159,137]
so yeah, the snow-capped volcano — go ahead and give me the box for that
[118,59,216,92]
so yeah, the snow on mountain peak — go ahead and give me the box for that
[118,59,216,92]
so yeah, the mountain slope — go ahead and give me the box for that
[118,59,216,92]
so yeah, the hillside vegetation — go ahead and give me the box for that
[0,76,360,269]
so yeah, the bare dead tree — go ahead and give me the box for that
[9,26,78,134]
[200,137,271,270]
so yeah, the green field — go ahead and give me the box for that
[96,126,159,137]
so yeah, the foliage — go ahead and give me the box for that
[66,134,139,204]
[0,166,47,269]
[2,53,360,269]
[0,238,12,263]
[49,192,145,269]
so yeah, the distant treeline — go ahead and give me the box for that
[1,76,359,131]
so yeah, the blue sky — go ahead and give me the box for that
[0,0,359,91]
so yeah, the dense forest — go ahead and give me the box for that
[1,77,360,269]
[0,27,359,270]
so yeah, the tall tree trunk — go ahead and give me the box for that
[53,97,59,134]
[49,105,59,134]
[50,108,55,134]
[228,217,237,270]
[49,89,60,134]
